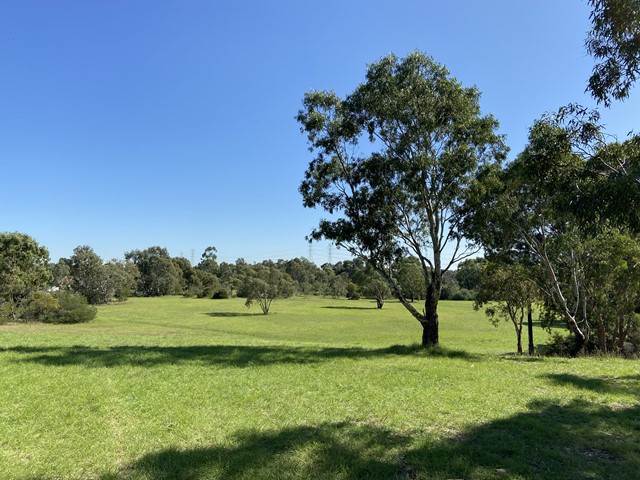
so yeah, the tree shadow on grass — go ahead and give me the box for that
[102,396,640,480]
[321,305,378,310]
[543,373,640,397]
[4,344,478,369]
[205,312,265,318]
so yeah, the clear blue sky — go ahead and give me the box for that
[1,1,638,265]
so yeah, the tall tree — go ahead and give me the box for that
[463,110,640,355]
[68,245,111,304]
[125,247,182,297]
[298,51,507,346]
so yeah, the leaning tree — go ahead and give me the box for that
[297,51,507,346]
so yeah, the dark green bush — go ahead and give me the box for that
[21,291,59,322]
[212,289,229,299]
[538,332,581,357]
[47,291,97,324]
[346,282,360,300]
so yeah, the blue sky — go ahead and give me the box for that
[1,1,638,265]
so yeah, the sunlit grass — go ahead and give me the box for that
[0,296,638,479]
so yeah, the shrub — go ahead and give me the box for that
[538,332,581,357]
[47,291,97,324]
[346,282,360,300]
[212,289,229,299]
[21,291,59,322]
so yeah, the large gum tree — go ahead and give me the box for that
[297,51,507,346]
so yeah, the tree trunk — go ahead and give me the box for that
[421,314,439,347]
[598,315,607,354]
[377,265,440,347]
[422,282,439,347]
[516,328,523,355]
[527,304,535,356]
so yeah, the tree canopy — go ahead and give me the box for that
[586,0,640,105]
[298,51,507,346]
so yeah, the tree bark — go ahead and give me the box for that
[598,315,607,354]
[527,304,535,356]
[378,265,440,347]
[422,282,440,347]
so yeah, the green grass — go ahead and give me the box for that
[0,296,638,479]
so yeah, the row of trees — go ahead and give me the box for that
[297,0,640,354]
[0,232,483,322]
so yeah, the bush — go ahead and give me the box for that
[538,332,581,357]
[212,289,229,299]
[346,282,360,300]
[47,291,97,324]
[22,291,59,322]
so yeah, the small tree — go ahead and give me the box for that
[244,266,295,314]
[474,262,539,355]
[394,257,424,302]
[363,271,392,308]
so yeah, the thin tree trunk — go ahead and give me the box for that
[527,303,535,356]
[598,315,607,354]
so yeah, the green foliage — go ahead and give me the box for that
[0,232,52,318]
[455,257,486,291]
[68,245,112,304]
[125,247,182,297]
[586,0,640,105]
[49,290,97,324]
[197,246,218,275]
[346,282,361,300]
[244,266,296,314]
[298,51,507,345]
[212,288,229,299]
[461,114,640,355]
[50,259,72,290]
[104,260,137,301]
[21,291,59,322]
[362,270,391,308]
[474,262,539,354]
[393,257,424,302]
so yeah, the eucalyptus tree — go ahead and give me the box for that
[68,245,111,304]
[474,262,539,355]
[297,51,507,346]
[243,265,295,314]
[125,247,182,297]
[586,0,640,106]
[463,110,640,355]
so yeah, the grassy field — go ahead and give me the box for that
[0,296,638,480]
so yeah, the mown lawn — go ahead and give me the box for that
[0,296,638,479]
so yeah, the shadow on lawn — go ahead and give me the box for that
[321,305,378,310]
[5,343,477,368]
[205,312,265,318]
[543,373,640,397]
[102,395,640,480]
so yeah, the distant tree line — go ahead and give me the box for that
[0,232,485,323]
